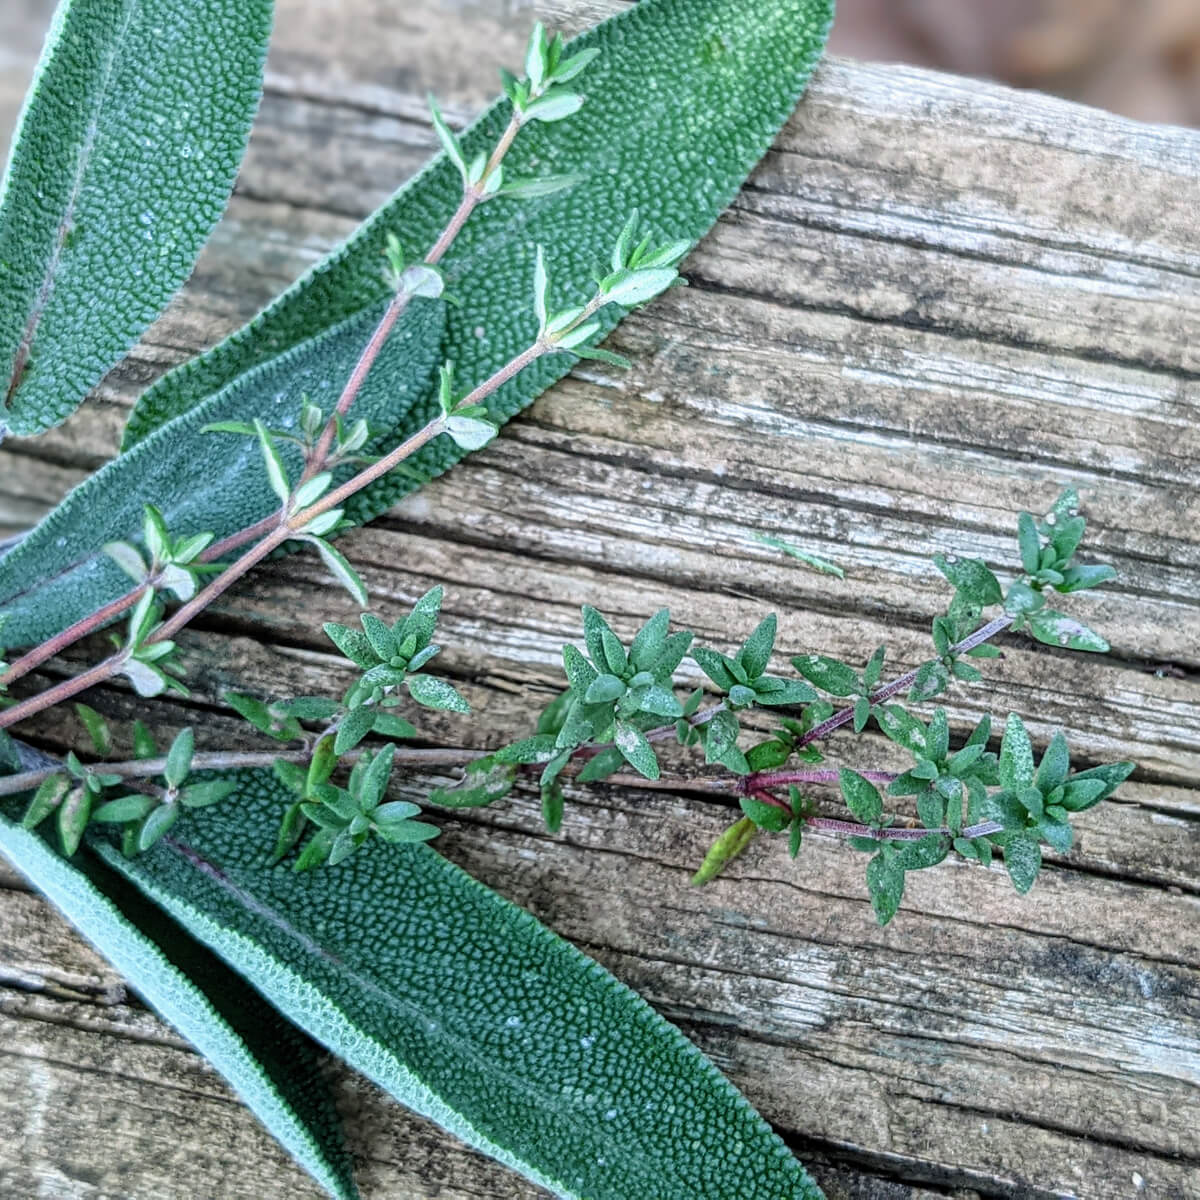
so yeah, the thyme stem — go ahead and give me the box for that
[0,113,531,697]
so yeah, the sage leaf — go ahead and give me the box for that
[99,770,822,1199]
[0,808,357,1200]
[4,0,833,648]
[0,0,273,436]
[112,0,834,527]
[0,301,445,647]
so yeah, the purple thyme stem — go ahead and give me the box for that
[748,767,898,789]
[0,745,492,799]
[644,702,722,744]
[804,817,1004,842]
[796,614,1015,750]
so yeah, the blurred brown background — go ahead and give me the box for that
[830,0,1200,126]
[2,0,1199,141]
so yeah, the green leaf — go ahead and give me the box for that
[637,685,684,719]
[932,555,1002,607]
[691,647,738,692]
[137,803,181,852]
[427,761,516,810]
[255,420,292,504]
[738,795,789,833]
[523,92,585,124]
[629,608,670,671]
[0,301,446,648]
[1003,832,1042,894]
[874,705,927,756]
[927,708,950,763]
[893,834,949,872]
[908,660,950,703]
[179,780,240,810]
[0,805,358,1200]
[0,0,272,437]
[92,793,158,823]
[752,533,844,578]
[790,654,860,697]
[312,539,370,608]
[576,746,625,783]
[1049,515,1086,565]
[132,720,159,760]
[57,786,92,856]
[599,629,628,677]
[164,728,195,789]
[691,816,758,887]
[96,770,822,1198]
[397,586,444,652]
[445,415,498,451]
[839,769,883,826]
[406,674,469,713]
[1056,564,1117,593]
[865,853,904,926]
[751,676,818,707]
[428,93,467,178]
[746,740,791,771]
[916,792,945,830]
[737,614,777,680]
[788,817,804,860]
[863,644,886,689]
[493,735,561,765]
[563,643,600,694]
[360,614,397,662]
[614,720,660,780]
[1026,610,1110,653]
[1004,581,1043,616]
[356,745,396,810]
[323,624,379,670]
[74,702,112,755]
[1034,732,1071,794]
[584,673,627,704]
[1037,816,1074,854]
[334,707,375,756]
[1059,761,1134,811]
[999,714,1035,792]
[497,173,587,201]
[1017,513,1041,575]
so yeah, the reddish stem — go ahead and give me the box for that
[0,113,531,698]
[1,585,148,688]
[795,614,1014,751]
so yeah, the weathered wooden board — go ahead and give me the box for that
[1,1,1198,1197]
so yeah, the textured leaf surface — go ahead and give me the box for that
[0,300,444,647]
[0,0,273,436]
[1,0,832,647]
[0,806,358,1200]
[99,769,824,1200]
[125,0,832,449]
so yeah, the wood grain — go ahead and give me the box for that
[1,1,1198,1197]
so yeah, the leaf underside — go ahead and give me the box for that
[0,0,835,651]
[0,806,358,1200]
[0,0,273,437]
[98,769,824,1200]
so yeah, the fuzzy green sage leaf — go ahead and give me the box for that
[98,770,823,1199]
[0,0,273,437]
[4,0,833,652]
[0,302,445,647]
[0,805,357,1199]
